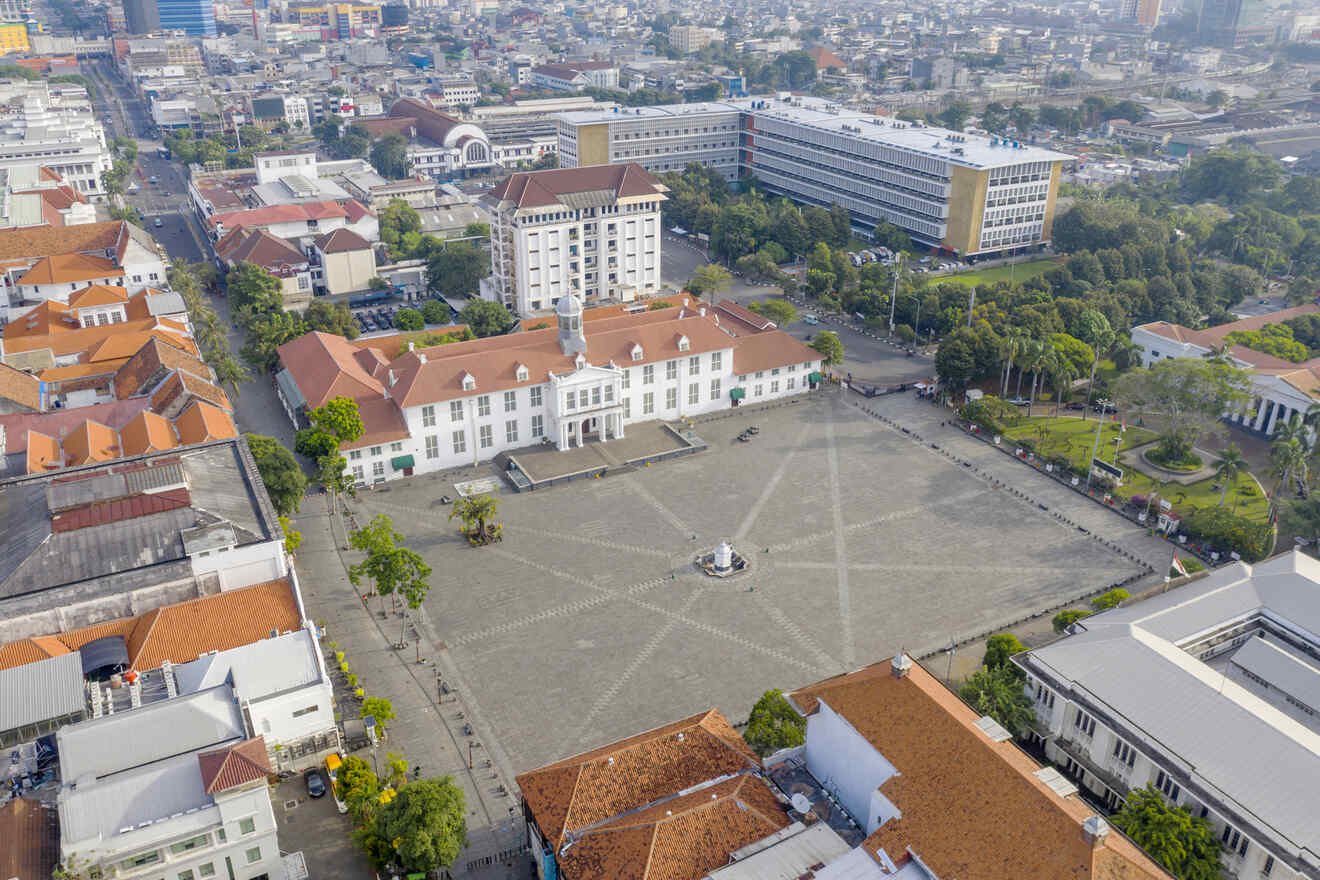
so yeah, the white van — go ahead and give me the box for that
[803,314,819,325]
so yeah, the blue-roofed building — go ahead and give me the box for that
[157,0,216,37]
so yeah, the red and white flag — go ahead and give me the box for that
[1171,555,1188,577]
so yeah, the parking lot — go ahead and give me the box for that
[344,391,1163,773]
[271,775,373,880]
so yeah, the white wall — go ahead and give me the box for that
[803,699,898,834]
[189,539,288,589]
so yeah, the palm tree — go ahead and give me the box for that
[1270,435,1309,515]
[1050,355,1080,416]
[1274,412,1309,449]
[1013,340,1033,400]
[1215,444,1245,506]
[1026,344,1054,418]
[448,493,501,545]
[1082,327,1114,421]
[998,334,1023,399]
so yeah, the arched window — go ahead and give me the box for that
[466,142,487,163]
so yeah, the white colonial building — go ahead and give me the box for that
[1016,551,1320,880]
[481,163,665,316]
[275,296,822,485]
[1132,305,1320,438]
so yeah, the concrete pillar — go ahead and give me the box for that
[1266,401,1282,436]
[1253,399,1270,432]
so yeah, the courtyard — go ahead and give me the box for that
[346,392,1164,773]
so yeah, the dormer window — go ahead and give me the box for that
[631,343,643,362]
[575,353,586,370]
[516,363,529,382]
[677,335,690,352]
[462,372,476,391]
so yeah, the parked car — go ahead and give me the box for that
[153,217,163,228]
[1064,401,1086,411]
[802,314,819,325]
[305,769,326,798]
[1007,396,1031,406]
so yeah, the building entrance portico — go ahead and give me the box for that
[558,409,624,449]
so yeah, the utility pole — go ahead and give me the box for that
[967,285,976,327]
[887,254,904,336]
[1084,405,1108,492]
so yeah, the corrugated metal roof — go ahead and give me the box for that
[1230,635,1320,714]
[0,652,83,731]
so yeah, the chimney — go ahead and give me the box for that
[418,353,427,364]
[408,341,415,351]
[388,369,397,387]
[891,652,912,678]
[1082,815,1110,847]
[699,307,706,317]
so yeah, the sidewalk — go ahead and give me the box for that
[290,493,528,879]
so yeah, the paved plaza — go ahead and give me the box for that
[344,391,1167,776]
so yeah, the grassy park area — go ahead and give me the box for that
[999,415,1270,524]
[934,258,1062,288]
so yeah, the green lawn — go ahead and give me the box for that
[929,258,1062,288]
[999,416,1269,524]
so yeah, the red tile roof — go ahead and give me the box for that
[215,226,308,270]
[314,227,372,254]
[16,254,124,285]
[0,579,302,673]
[0,220,124,261]
[198,737,272,794]
[50,486,191,533]
[489,163,664,210]
[0,799,59,880]
[788,660,1172,880]
[208,201,350,229]
[277,331,387,409]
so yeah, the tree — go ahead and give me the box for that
[981,633,1027,671]
[457,299,513,337]
[742,688,806,756]
[1215,444,1245,506]
[1091,588,1129,611]
[936,330,976,389]
[1270,433,1308,513]
[246,433,308,516]
[811,330,844,365]
[369,133,409,179]
[958,665,1033,738]
[937,100,972,131]
[1075,309,1113,417]
[1281,497,1320,555]
[227,261,284,322]
[395,308,424,331]
[379,199,423,260]
[1052,609,1092,632]
[374,777,468,874]
[420,298,450,324]
[828,203,852,248]
[279,515,303,555]
[449,493,501,545]
[425,241,489,298]
[348,514,431,643]
[803,207,834,249]
[688,263,733,306]
[242,310,308,373]
[310,398,364,444]
[748,298,797,326]
[1110,786,1224,880]
[360,696,396,730]
[1114,359,1252,462]
[305,299,360,339]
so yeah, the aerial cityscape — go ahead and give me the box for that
[0,0,1317,877]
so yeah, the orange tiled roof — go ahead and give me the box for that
[0,579,301,673]
[69,283,130,309]
[277,331,387,409]
[198,737,272,794]
[0,361,43,410]
[788,661,1172,880]
[119,409,178,455]
[0,220,123,261]
[2,303,196,361]
[25,430,61,473]
[174,400,237,444]
[560,774,790,880]
[516,708,761,856]
[62,419,121,466]
[0,799,59,880]
[17,254,124,286]
[489,163,664,210]
[115,337,212,400]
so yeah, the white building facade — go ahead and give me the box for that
[482,163,664,315]
[1016,553,1320,880]
[0,91,113,199]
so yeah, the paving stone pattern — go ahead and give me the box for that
[344,391,1163,777]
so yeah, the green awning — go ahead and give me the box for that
[729,387,746,400]
[391,455,415,470]
[808,371,822,383]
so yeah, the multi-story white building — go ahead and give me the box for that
[558,95,1073,258]
[668,26,721,53]
[531,62,619,92]
[57,687,283,880]
[1016,551,1320,880]
[0,88,113,200]
[481,164,664,314]
[275,296,822,485]
[282,95,310,129]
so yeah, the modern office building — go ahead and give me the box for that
[1198,0,1273,45]
[123,0,160,34]
[282,2,381,37]
[156,0,216,36]
[482,164,665,313]
[557,96,1072,259]
[1120,0,1162,27]
[1016,551,1320,880]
